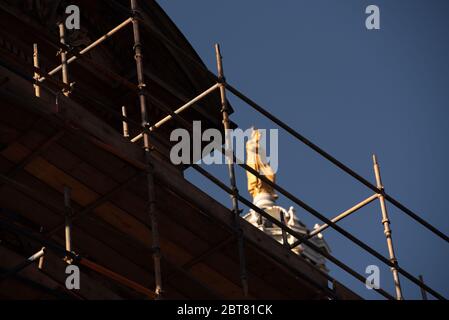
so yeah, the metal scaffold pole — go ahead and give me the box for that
[32,43,40,97]
[63,186,73,264]
[130,0,162,298]
[215,43,249,297]
[122,106,130,138]
[419,275,428,300]
[57,22,70,97]
[373,154,403,300]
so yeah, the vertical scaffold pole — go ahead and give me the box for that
[280,210,289,248]
[38,226,45,269]
[215,43,249,297]
[33,43,41,97]
[122,106,130,138]
[130,0,162,298]
[58,22,70,97]
[63,186,72,264]
[419,275,428,300]
[373,154,403,300]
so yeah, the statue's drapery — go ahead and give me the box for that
[246,129,277,199]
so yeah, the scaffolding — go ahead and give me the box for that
[0,0,447,300]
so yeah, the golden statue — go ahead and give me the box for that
[244,128,330,272]
[246,128,277,200]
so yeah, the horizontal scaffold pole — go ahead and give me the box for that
[290,193,379,248]
[130,83,219,142]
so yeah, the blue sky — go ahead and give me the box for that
[157,0,449,299]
